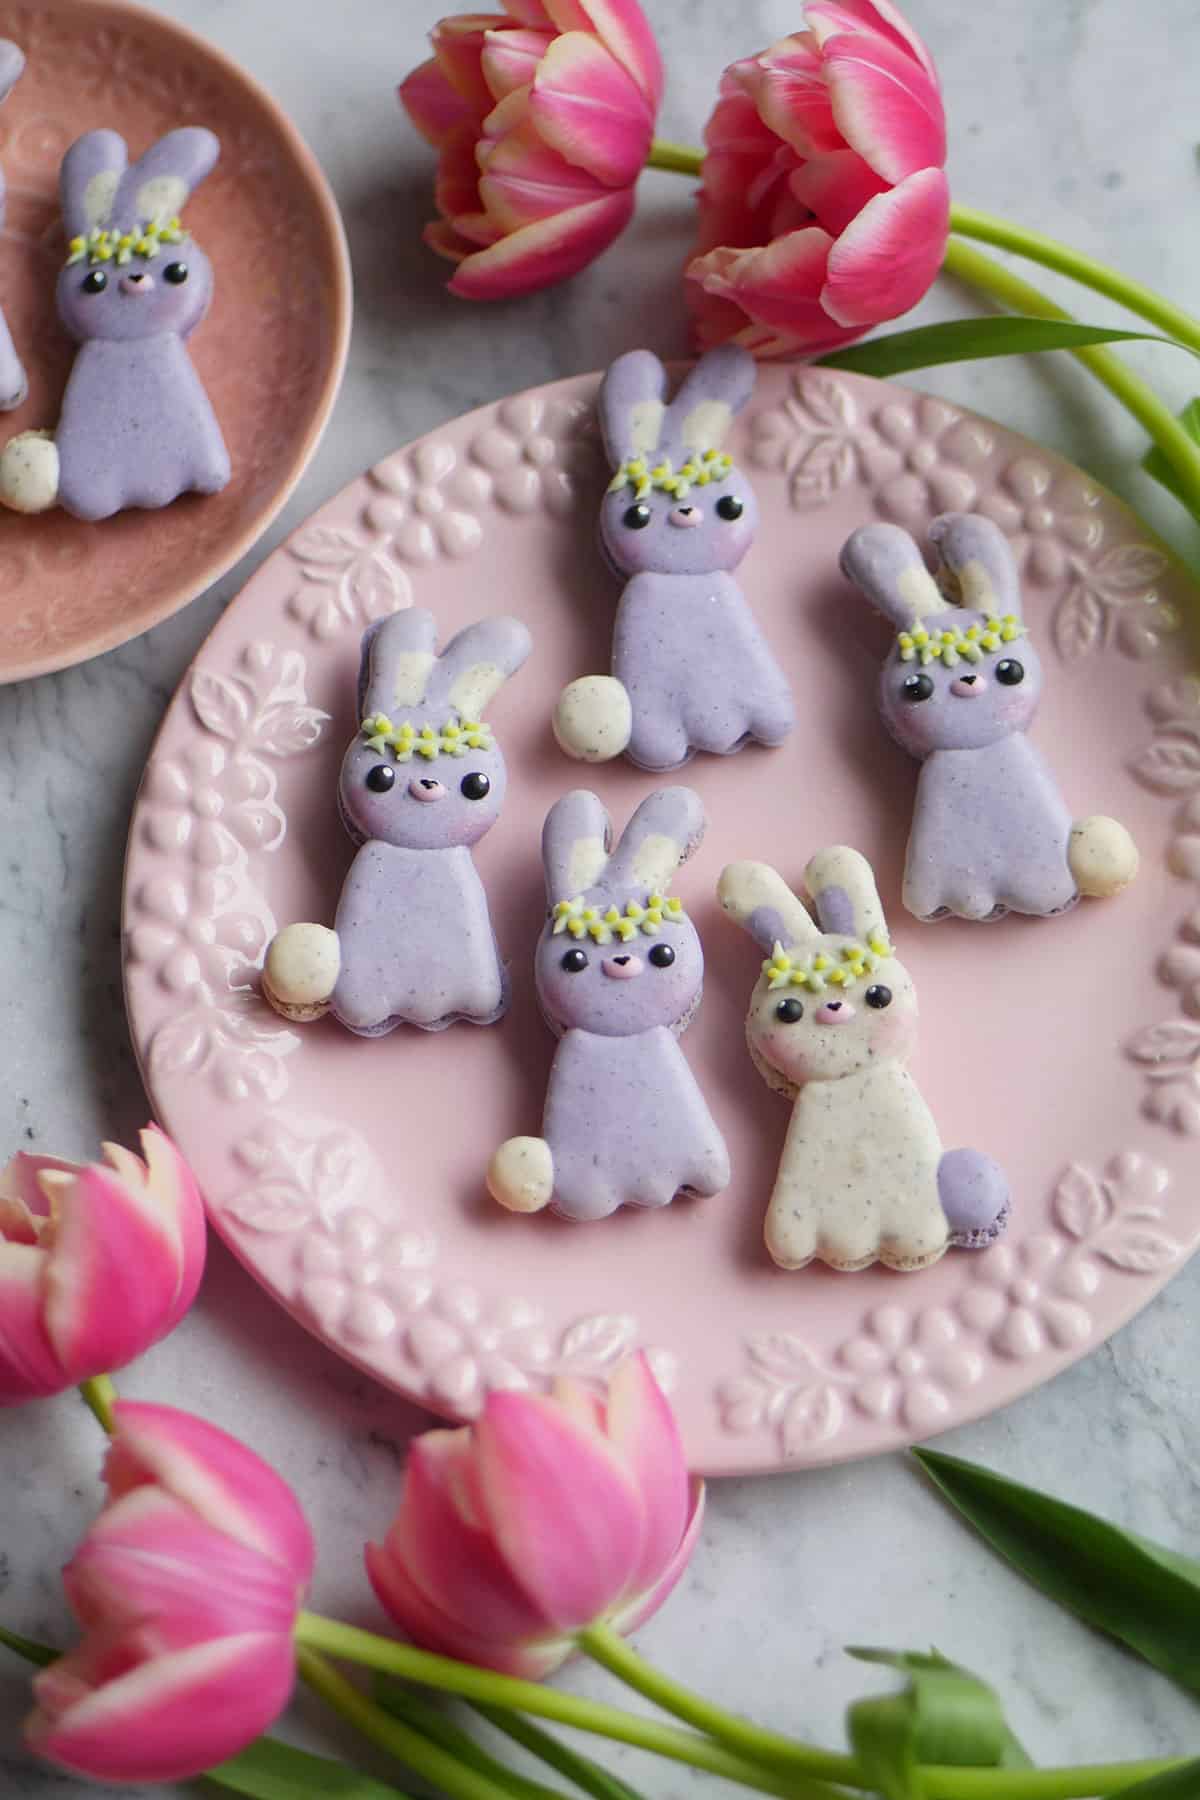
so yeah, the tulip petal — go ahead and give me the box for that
[503,0,554,22]
[366,1541,571,1678]
[104,1404,315,1585]
[482,27,554,101]
[385,1429,553,1644]
[28,1631,295,1783]
[431,14,501,117]
[805,0,938,82]
[0,1240,62,1401]
[744,36,844,159]
[686,226,831,333]
[530,31,653,188]
[604,1354,689,1598]
[400,57,477,148]
[788,147,889,236]
[65,1487,302,1643]
[135,1128,207,1334]
[479,120,609,230]
[611,1478,705,1637]
[821,165,949,325]
[823,29,945,182]
[542,0,663,104]
[475,1390,646,1632]
[0,1151,80,1226]
[448,189,633,298]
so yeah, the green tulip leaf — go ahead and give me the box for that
[1142,396,1200,505]
[819,316,1192,379]
[846,1647,1013,1791]
[0,1622,58,1668]
[1108,1760,1200,1798]
[204,1737,412,1799]
[916,1449,1200,1694]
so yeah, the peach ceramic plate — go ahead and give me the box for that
[0,0,349,681]
[123,365,1200,1475]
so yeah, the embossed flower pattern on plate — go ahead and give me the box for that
[838,1305,982,1430]
[366,441,490,563]
[468,393,594,517]
[869,396,993,526]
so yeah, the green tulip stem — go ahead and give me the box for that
[942,236,1200,522]
[575,1619,855,1786]
[948,203,1200,356]
[78,1373,117,1435]
[921,1762,1190,1800]
[646,139,704,177]
[294,1613,839,1798]
[296,1647,514,1800]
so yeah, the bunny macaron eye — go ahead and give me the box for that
[996,658,1025,686]
[460,771,491,800]
[81,269,107,294]
[622,502,652,530]
[561,947,588,973]
[163,262,189,285]
[865,984,892,1009]
[365,764,395,792]
[715,494,744,521]
[902,672,934,703]
[775,997,804,1023]
[648,942,675,968]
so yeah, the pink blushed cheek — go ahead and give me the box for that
[869,1006,917,1058]
[756,1021,807,1082]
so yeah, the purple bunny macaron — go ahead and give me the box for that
[487,785,731,1221]
[0,41,27,412]
[0,127,230,519]
[553,346,796,773]
[840,512,1139,923]
[262,609,531,1036]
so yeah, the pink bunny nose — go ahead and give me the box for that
[668,504,703,529]
[602,953,644,980]
[815,999,856,1025]
[408,777,445,803]
[950,673,987,697]
[119,271,155,295]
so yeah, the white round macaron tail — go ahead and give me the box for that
[0,430,59,513]
[262,923,340,1023]
[487,1136,554,1213]
[553,676,633,763]
[1069,815,1139,898]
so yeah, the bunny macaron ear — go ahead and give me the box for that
[717,862,820,955]
[111,127,220,230]
[597,349,668,467]
[428,616,532,720]
[804,846,889,944]
[0,40,24,107]
[660,344,755,462]
[60,130,129,238]
[839,521,946,631]
[358,610,439,718]
[542,790,612,903]
[929,513,1022,617]
[607,787,705,894]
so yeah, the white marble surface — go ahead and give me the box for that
[2,0,1199,1793]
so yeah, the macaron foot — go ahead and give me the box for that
[553,676,632,763]
[0,429,58,513]
[1070,815,1139,898]
[262,923,340,1023]
[488,1136,554,1213]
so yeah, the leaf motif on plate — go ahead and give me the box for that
[223,1181,314,1234]
[1126,1019,1200,1065]
[191,670,251,741]
[782,1383,843,1453]
[1053,582,1104,663]
[1129,728,1200,793]
[746,1332,822,1384]
[1096,1231,1181,1273]
[1053,1164,1109,1240]
[558,1314,637,1367]
[291,524,365,570]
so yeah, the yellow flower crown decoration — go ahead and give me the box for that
[66,218,187,268]
[607,449,733,501]
[763,931,893,994]
[897,613,1026,668]
[361,714,494,761]
[551,893,685,946]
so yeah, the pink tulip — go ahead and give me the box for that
[366,1352,703,1677]
[27,1403,315,1782]
[0,1126,206,1404]
[686,1,949,357]
[400,1,663,300]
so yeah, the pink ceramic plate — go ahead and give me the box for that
[0,0,349,681]
[123,366,1200,1475]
